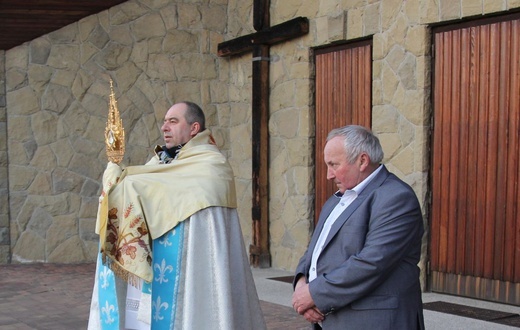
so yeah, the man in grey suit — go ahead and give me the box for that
[292,125,425,329]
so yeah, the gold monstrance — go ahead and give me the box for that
[105,80,125,164]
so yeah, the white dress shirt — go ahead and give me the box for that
[308,165,382,282]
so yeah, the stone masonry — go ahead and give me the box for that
[2,0,520,285]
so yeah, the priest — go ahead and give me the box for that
[88,101,266,330]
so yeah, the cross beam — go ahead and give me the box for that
[218,7,308,268]
[218,17,309,57]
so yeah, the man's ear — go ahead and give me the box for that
[190,122,201,136]
[359,153,370,171]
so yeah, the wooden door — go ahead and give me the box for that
[314,40,372,224]
[431,13,520,305]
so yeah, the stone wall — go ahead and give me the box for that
[0,50,9,263]
[5,0,236,263]
[3,0,520,273]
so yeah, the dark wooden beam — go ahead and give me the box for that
[253,0,269,31]
[217,17,309,57]
[250,43,271,267]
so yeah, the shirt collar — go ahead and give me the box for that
[334,164,383,198]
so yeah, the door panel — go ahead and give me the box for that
[431,13,520,305]
[314,40,372,224]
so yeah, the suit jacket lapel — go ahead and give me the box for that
[321,165,391,250]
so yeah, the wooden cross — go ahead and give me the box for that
[218,0,309,268]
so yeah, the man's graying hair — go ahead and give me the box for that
[327,125,384,164]
[182,101,206,131]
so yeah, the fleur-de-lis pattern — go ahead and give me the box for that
[152,296,169,321]
[154,258,174,284]
[151,223,185,328]
[95,253,120,329]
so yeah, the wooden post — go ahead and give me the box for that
[217,3,309,267]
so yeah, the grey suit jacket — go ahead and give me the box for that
[294,165,425,330]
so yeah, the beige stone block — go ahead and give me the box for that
[146,53,175,81]
[387,14,408,47]
[78,14,98,42]
[403,0,422,24]
[109,1,149,25]
[328,12,346,42]
[29,146,56,172]
[509,0,520,8]
[415,56,430,89]
[393,145,415,175]
[270,218,285,243]
[48,236,87,263]
[42,84,74,115]
[382,0,404,30]
[285,138,312,167]
[12,231,45,262]
[132,12,167,42]
[483,0,506,13]
[272,0,299,22]
[372,80,383,106]
[159,4,178,31]
[6,86,39,116]
[80,42,98,66]
[84,240,99,261]
[200,5,227,32]
[108,25,133,46]
[461,0,483,16]
[440,0,461,20]
[291,167,313,196]
[269,108,299,139]
[173,54,218,80]
[6,142,30,165]
[405,25,428,56]
[297,106,312,137]
[9,166,36,191]
[315,16,329,45]
[379,132,402,161]
[0,246,9,264]
[412,127,429,173]
[399,117,416,148]
[95,42,132,71]
[47,44,80,71]
[271,81,296,112]
[293,0,319,17]
[373,104,399,133]
[46,216,79,256]
[294,80,310,108]
[421,0,440,24]
[6,69,26,92]
[6,45,28,69]
[178,3,202,30]
[376,32,393,60]
[346,7,364,40]
[402,89,428,125]
[386,45,406,72]
[115,62,143,93]
[163,30,199,54]
[398,53,418,90]
[381,63,399,103]
[290,62,311,80]
[165,81,201,104]
[363,3,381,36]
[318,0,341,15]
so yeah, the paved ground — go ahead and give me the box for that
[2,263,520,330]
[0,263,309,330]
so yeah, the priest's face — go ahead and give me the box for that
[161,103,198,149]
